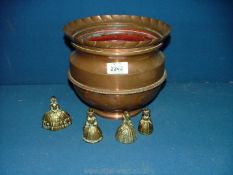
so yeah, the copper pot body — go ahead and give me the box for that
[64,15,171,119]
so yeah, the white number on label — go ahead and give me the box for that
[107,62,128,74]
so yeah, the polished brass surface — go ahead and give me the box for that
[138,108,153,135]
[115,111,137,144]
[64,15,171,119]
[42,96,72,131]
[83,108,103,143]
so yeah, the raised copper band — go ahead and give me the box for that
[68,70,167,95]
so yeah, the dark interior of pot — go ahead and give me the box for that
[77,27,159,43]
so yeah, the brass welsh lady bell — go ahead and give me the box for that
[83,108,103,143]
[138,108,153,135]
[42,96,72,131]
[115,111,137,144]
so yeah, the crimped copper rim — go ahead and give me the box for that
[64,15,171,49]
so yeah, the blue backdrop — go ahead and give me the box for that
[0,0,233,85]
[1,1,233,175]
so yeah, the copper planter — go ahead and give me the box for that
[64,15,171,119]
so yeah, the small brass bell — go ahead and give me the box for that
[83,108,103,143]
[138,108,153,135]
[115,111,137,144]
[42,96,72,131]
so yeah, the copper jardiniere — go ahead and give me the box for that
[64,15,171,119]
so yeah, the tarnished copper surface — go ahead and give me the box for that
[94,109,141,120]
[64,15,171,119]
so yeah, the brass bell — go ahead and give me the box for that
[42,96,72,131]
[138,108,153,135]
[115,111,137,144]
[83,108,103,143]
